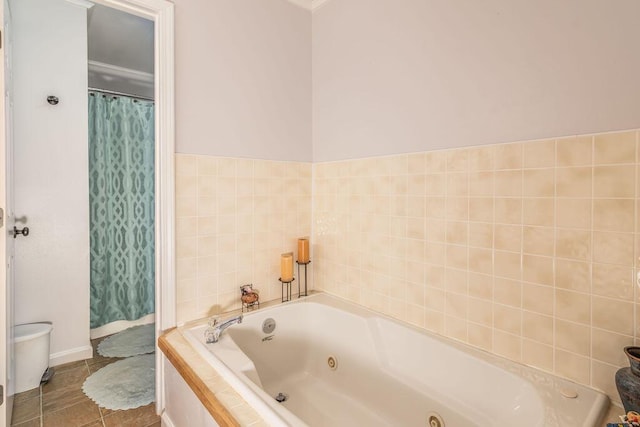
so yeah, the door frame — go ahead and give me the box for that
[89,0,175,413]
[1,0,11,423]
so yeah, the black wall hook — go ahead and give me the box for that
[47,96,59,105]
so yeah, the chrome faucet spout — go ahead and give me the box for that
[205,314,243,343]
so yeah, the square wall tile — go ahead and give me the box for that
[556,136,592,167]
[593,165,635,198]
[523,139,555,169]
[592,328,634,366]
[556,167,592,198]
[523,255,554,286]
[555,259,590,293]
[468,197,494,222]
[594,131,636,165]
[495,170,522,197]
[467,146,494,171]
[555,319,590,356]
[522,198,554,226]
[522,339,553,371]
[556,229,591,261]
[523,169,554,197]
[522,283,554,316]
[175,154,197,175]
[493,277,522,308]
[556,198,592,229]
[468,323,493,352]
[522,311,553,346]
[493,330,521,361]
[555,289,590,325]
[592,231,634,266]
[522,226,554,256]
[494,224,522,252]
[592,263,633,300]
[555,349,590,385]
[592,296,634,335]
[495,198,522,224]
[494,143,522,170]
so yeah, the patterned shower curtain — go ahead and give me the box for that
[88,92,155,329]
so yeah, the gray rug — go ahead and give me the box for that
[82,354,155,410]
[98,324,155,357]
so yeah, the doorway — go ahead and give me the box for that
[87,4,156,339]
[4,0,174,417]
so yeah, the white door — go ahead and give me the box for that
[11,0,92,366]
[0,0,13,423]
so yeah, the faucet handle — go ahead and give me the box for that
[204,327,216,344]
[204,317,220,344]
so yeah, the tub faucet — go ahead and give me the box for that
[205,314,243,343]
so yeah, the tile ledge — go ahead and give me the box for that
[159,329,265,427]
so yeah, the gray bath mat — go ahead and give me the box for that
[82,354,155,410]
[98,323,155,357]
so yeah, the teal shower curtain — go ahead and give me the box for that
[89,92,155,329]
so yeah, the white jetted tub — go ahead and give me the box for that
[183,294,608,426]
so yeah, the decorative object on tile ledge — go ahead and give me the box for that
[279,252,295,302]
[296,237,310,298]
[279,277,294,303]
[280,252,294,282]
[615,346,640,413]
[240,284,260,312]
[296,260,310,297]
[297,238,309,264]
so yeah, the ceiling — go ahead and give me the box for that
[87,4,154,98]
[288,0,330,10]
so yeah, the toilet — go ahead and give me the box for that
[14,322,53,393]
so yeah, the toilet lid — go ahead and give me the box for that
[14,323,53,343]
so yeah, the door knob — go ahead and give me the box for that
[13,226,29,238]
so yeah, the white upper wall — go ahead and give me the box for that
[312,0,640,161]
[174,0,312,162]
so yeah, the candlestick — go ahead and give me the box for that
[296,260,310,297]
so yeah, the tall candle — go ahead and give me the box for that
[281,252,294,282]
[297,238,309,263]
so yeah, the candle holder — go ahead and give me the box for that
[279,277,295,302]
[296,260,310,297]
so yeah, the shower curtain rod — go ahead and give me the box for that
[88,87,154,102]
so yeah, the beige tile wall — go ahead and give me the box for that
[313,129,639,403]
[175,155,312,324]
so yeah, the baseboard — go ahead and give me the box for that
[50,344,93,367]
[90,313,155,339]
[160,411,176,427]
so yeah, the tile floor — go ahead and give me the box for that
[10,337,160,427]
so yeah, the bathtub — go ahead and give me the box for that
[183,293,609,426]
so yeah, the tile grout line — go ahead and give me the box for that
[86,356,107,427]
[39,384,43,427]
[91,351,108,427]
